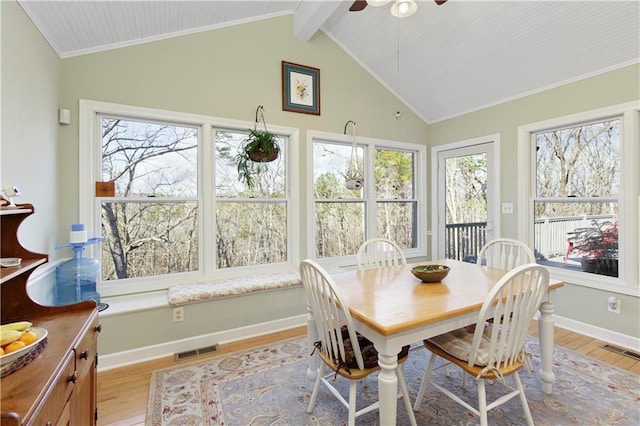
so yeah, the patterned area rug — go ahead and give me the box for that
[146,336,640,425]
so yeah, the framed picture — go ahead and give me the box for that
[282,61,320,115]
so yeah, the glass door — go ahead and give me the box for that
[434,141,498,261]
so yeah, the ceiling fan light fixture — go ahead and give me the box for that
[391,0,417,18]
[366,0,392,6]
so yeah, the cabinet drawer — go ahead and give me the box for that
[29,351,75,426]
[74,317,98,380]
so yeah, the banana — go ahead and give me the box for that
[0,321,32,333]
[1,330,22,346]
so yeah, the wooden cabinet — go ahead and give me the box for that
[1,204,100,425]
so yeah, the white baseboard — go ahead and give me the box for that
[552,315,640,352]
[98,314,307,372]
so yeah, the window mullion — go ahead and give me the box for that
[365,144,377,239]
[201,124,213,276]
[621,109,640,286]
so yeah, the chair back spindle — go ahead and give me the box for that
[356,238,407,270]
[478,238,535,270]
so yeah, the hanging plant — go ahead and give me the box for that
[342,120,364,190]
[235,105,280,190]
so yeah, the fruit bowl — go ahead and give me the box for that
[0,327,48,367]
[411,264,450,283]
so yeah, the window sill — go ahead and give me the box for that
[99,290,168,318]
[546,266,640,297]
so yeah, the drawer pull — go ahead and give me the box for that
[46,422,52,426]
[68,372,78,384]
[95,324,103,333]
[80,349,90,360]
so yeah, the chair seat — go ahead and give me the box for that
[424,340,523,379]
[427,324,496,365]
[317,344,410,380]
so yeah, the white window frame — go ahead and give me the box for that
[306,130,427,267]
[517,101,640,295]
[79,100,299,297]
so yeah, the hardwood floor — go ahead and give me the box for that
[96,323,639,426]
[96,327,306,426]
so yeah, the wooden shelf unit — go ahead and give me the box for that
[1,204,101,425]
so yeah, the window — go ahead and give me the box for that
[518,102,639,290]
[214,129,288,268]
[375,148,418,246]
[79,100,298,297]
[534,119,620,277]
[309,133,426,265]
[99,116,199,281]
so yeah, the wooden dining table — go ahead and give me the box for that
[305,258,564,426]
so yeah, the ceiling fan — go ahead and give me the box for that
[349,0,447,15]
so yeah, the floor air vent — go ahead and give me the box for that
[175,344,219,361]
[602,344,640,360]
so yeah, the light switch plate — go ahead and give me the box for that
[59,108,71,124]
[501,203,514,214]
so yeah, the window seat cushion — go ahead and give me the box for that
[167,271,302,306]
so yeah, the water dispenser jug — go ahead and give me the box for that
[54,224,104,306]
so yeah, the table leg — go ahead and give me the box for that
[306,301,318,382]
[377,351,398,426]
[538,300,555,394]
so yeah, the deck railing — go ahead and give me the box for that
[533,214,616,259]
[445,221,487,261]
[444,214,616,261]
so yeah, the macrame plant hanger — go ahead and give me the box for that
[343,120,364,190]
[395,13,402,120]
[255,105,268,133]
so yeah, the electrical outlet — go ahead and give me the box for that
[172,307,184,322]
[501,203,514,214]
[607,296,621,314]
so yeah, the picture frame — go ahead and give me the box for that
[282,61,320,115]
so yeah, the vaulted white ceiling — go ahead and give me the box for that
[17,0,640,123]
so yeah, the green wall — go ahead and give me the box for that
[428,64,640,339]
[1,0,60,254]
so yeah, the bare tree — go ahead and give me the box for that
[535,120,619,218]
[101,118,198,279]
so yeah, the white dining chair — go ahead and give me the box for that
[477,238,535,269]
[356,238,407,270]
[413,263,549,426]
[477,237,536,373]
[300,259,417,426]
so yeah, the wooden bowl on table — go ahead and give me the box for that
[411,264,450,283]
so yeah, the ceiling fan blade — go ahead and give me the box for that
[349,1,368,12]
[435,0,448,5]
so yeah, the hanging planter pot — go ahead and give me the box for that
[235,105,280,189]
[345,178,364,190]
[344,168,364,190]
[343,120,364,190]
[248,143,280,163]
